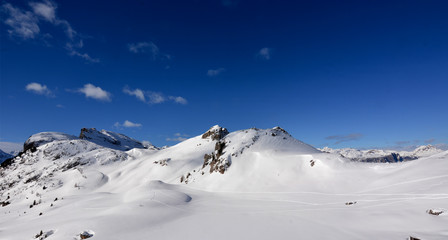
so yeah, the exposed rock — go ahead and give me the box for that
[154,158,170,166]
[427,209,445,216]
[272,126,289,135]
[206,140,231,174]
[357,153,416,163]
[80,231,94,239]
[201,125,229,141]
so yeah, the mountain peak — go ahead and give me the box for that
[24,132,77,153]
[79,128,146,151]
[201,125,229,141]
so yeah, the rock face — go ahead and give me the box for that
[201,125,229,141]
[359,153,417,163]
[79,128,146,151]
[203,140,230,174]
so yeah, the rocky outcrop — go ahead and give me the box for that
[357,153,417,163]
[201,125,229,141]
[203,140,231,174]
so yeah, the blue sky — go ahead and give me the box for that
[1,0,447,149]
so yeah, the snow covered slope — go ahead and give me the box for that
[0,126,447,240]
[79,128,148,151]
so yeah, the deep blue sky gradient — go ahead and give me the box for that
[1,0,447,149]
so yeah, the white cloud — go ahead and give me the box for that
[2,3,40,40]
[25,82,52,96]
[68,49,100,63]
[77,84,111,101]
[123,87,145,102]
[123,86,187,105]
[257,47,272,60]
[128,41,171,60]
[128,42,159,58]
[166,137,188,142]
[114,120,142,128]
[29,0,56,23]
[207,68,225,77]
[1,1,98,63]
[166,133,189,142]
[56,104,65,108]
[174,133,189,137]
[168,96,188,105]
[148,92,165,104]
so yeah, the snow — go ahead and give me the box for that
[321,144,444,161]
[0,127,447,239]
[79,128,148,151]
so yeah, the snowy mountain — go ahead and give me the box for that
[411,144,444,157]
[0,142,22,163]
[320,145,443,163]
[0,126,447,239]
[0,149,13,164]
[79,128,149,151]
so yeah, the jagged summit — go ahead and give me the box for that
[79,128,147,151]
[201,125,229,140]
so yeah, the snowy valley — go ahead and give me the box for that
[0,126,447,240]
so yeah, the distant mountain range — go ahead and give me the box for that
[0,126,447,239]
[320,145,443,163]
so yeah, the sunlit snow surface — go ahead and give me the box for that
[0,127,447,239]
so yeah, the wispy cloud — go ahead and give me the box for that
[56,104,65,108]
[29,0,56,23]
[25,82,53,96]
[166,133,189,142]
[128,42,158,54]
[207,68,225,77]
[395,140,411,145]
[114,120,142,128]
[123,86,187,105]
[77,83,111,101]
[257,47,272,60]
[325,133,363,144]
[424,138,435,144]
[128,41,170,60]
[123,86,145,102]
[67,47,99,63]
[1,1,98,63]
[147,92,166,104]
[2,3,40,40]
[168,96,188,105]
